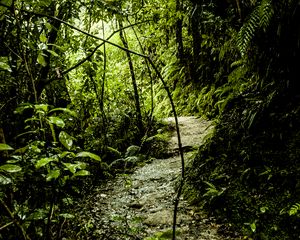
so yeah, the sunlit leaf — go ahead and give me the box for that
[76,151,101,161]
[0,164,22,173]
[59,131,73,150]
[62,162,78,174]
[289,203,300,216]
[48,116,65,128]
[63,162,86,174]
[46,49,59,57]
[0,61,11,72]
[0,174,12,185]
[49,108,78,117]
[35,158,56,168]
[6,159,20,164]
[25,117,40,123]
[74,170,90,177]
[46,169,60,181]
[60,151,75,159]
[37,53,47,67]
[0,143,14,151]
[250,222,256,232]
[14,103,33,114]
[39,32,47,43]
[59,213,75,219]
[45,22,52,31]
[75,161,87,169]
[34,104,48,112]
[260,206,268,213]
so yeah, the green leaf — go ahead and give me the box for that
[35,158,56,168]
[47,43,64,51]
[14,103,33,114]
[250,222,256,232]
[37,53,47,67]
[45,22,52,31]
[76,151,101,161]
[62,197,73,205]
[0,174,12,185]
[63,162,86,174]
[60,151,75,159]
[62,162,78,174]
[260,206,268,213]
[74,170,90,177]
[0,143,14,151]
[0,61,11,72]
[59,131,73,150]
[39,32,47,43]
[49,108,78,117]
[6,159,20,164]
[0,164,22,173]
[14,146,29,154]
[48,116,65,128]
[46,49,59,57]
[46,169,60,181]
[27,209,48,220]
[25,117,40,123]
[34,104,48,112]
[59,213,75,219]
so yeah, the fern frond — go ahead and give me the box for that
[259,0,274,30]
[237,0,274,56]
[289,203,300,216]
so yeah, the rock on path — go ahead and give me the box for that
[70,117,234,239]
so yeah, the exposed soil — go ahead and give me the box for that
[68,117,238,239]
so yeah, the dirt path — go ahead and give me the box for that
[70,117,233,239]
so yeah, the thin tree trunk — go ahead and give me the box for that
[176,0,184,62]
[126,17,155,133]
[119,20,144,139]
[190,3,202,82]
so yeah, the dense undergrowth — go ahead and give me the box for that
[1,0,299,239]
[182,1,300,239]
[0,102,171,239]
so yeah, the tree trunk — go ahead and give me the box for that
[176,0,184,62]
[190,2,202,82]
[36,3,71,107]
[119,20,144,140]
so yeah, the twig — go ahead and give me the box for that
[0,221,14,231]
[57,217,66,240]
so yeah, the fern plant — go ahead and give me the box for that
[237,0,274,56]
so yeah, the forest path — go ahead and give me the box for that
[72,117,233,239]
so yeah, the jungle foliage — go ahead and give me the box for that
[184,1,300,239]
[0,0,299,239]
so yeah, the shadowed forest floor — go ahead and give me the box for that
[67,117,239,239]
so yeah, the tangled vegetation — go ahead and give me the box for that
[0,0,299,239]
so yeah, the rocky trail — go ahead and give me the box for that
[69,117,236,239]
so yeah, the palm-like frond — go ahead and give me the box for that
[237,0,274,56]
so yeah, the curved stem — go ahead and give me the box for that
[147,60,184,240]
